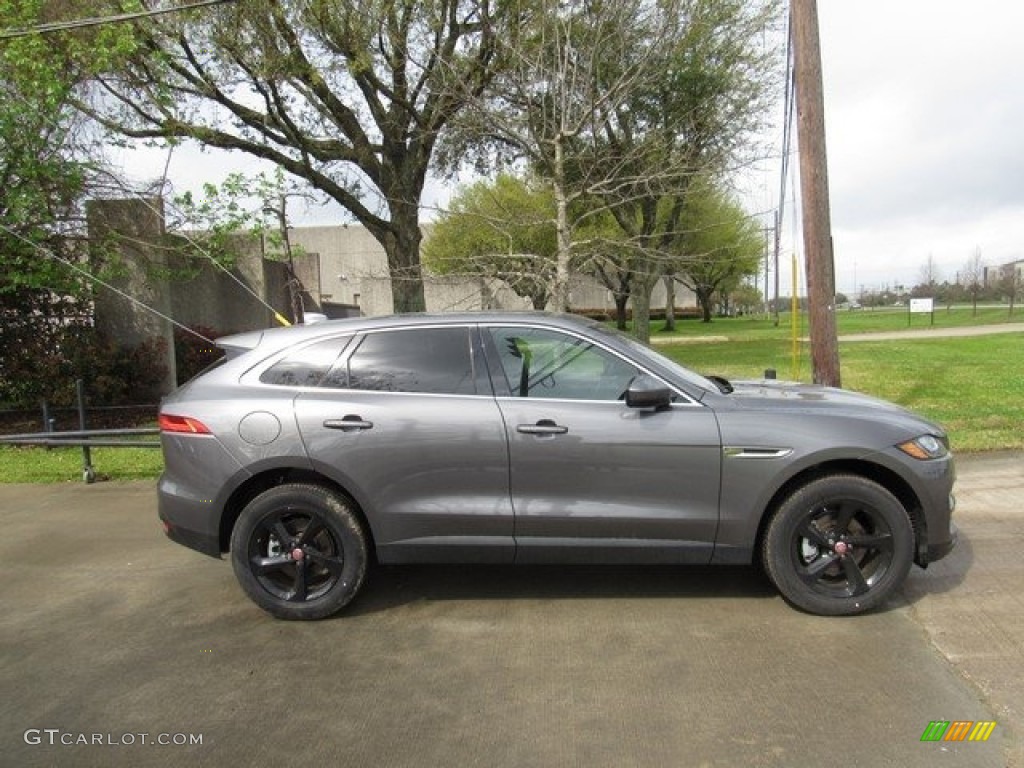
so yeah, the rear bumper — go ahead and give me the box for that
[157,474,223,558]
[159,512,222,558]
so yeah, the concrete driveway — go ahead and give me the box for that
[1,453,1020,767]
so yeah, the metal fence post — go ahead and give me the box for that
[41,400,55,449]
[75,380,96,484]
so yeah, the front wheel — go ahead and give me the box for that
[230,484,368,620]
[762,475,914,616]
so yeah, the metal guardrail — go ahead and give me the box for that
[0,427,160,448]
[0,380,160,483]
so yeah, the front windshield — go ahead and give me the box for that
[590,324,720,394]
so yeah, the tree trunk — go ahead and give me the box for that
[631,271,661,343]
[382,206,427,313]
[663,274,676,331]
[696,287,714,323]
[551,140,571,313]
[614,294,629,330]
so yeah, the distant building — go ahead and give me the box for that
[984,258,1024,286]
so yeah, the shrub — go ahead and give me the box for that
[0,311,168,407]
[174,325,227,384]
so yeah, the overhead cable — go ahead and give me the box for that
[0,0,238,40]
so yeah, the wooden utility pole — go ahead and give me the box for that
[792,0,841,386]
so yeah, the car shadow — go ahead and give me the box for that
[343,563,777,617]
[898,526,974,606]
[341,529,973,618]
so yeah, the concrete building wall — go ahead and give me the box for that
[286,223,695,317]
[87,198,177,397]
[163,233,322,333]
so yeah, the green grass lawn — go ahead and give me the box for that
[0,445,164,483]
[658,308,1023,453]
[1,307,1020,482]
[653,304,1020,341]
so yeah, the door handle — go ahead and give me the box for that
[516,419,568,436]
[323,416,374,432]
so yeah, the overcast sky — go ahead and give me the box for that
[119,0,1024,299]
[812,0,1024,295]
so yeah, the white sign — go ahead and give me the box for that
[909,298,934,314]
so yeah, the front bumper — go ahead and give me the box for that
[925,520,958,564]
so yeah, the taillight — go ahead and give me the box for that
[158,413,212,434]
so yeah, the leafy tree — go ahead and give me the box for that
[446,0,779,340]
[423,167,640,323]
[1,10,87,297]
[671,178,763,322]
[1,2,99,404]
[0,2,178,406]
[581,0,780,340]
[728,281,763,315]
[422,173,557,309]
[69,0,511,313]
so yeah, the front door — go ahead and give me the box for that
[483,325,722,564]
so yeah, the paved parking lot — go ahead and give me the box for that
[1,452,1020,767]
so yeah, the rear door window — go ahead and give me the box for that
[325,327,480,395]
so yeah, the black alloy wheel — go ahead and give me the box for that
[763,475,914,616]
[231,484,368,620]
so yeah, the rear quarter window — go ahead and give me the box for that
[259,337,352,387]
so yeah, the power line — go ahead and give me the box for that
[0,0,238,40]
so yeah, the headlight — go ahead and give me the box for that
[897,434,948,460]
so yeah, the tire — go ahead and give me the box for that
[762,475,914,616]
[230,484,368,620]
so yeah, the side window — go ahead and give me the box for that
[485,327,641,401]
[327,327,477,395]
[259,336,351,387]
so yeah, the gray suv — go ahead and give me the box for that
[157,312,956,619]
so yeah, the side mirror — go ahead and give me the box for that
[625,374,672,409]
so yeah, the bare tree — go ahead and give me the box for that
[961,247,986,316]
[442,0,679,315]
[999,261,1022,316]
[918,253,941,291]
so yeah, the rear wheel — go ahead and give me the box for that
[230,484,368,620]
[762,475,914,616]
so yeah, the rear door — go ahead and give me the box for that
[292,325,513,563]
[482,324,722,564]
